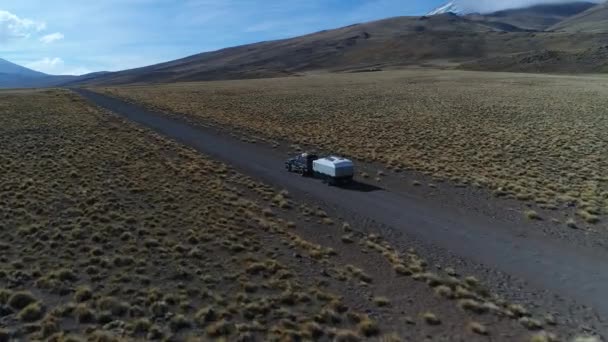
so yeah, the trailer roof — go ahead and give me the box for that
[314,156,354,168]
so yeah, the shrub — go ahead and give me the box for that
[357,317,380,337]
[75,304,96,323]
[434,285,454,298]
[169,314,192,332]
[150,301,169,317]
[468,321,488,335]
[524,210,542,221]
[0,290,11,307]
[55,268,78,282]
[8,291,36,310]
[97,297,129,317]
[18,302,44,322]
[132,318,152,333]
[74,286,92,302]
[577,210,600,224]
[195,306,217,324]
[334,330,361,342]
[530,332,558,342]
[373,297,390,307]
[422,312,441,325]
[520,317,543,330]
[458,299,488,314]
[206,319,233,337]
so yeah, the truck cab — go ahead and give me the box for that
[285,153,318,176]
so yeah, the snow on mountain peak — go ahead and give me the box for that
[427,1,467,16]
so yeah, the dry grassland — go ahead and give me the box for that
[98,70,608,225]
[0,89,562,340]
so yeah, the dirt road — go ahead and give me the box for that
[74,88,608,330]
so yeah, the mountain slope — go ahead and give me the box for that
[0,58,112,89]
[461,46,608,73]
[70,14,499,85]
[0,58,47,78]
[32,3,608,87]
[72,12,608,86]
[549,2,608,32]
[466,2,597,31]
[0,74,87,89]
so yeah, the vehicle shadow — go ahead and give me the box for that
[336,180,383,193]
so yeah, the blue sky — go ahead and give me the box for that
[0,0,445,75]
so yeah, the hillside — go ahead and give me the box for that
[0,58,47,78]
[461,46,608,73]
[0,73,79,89]
[550,2,608,32]
[72,10,608,86]
[0,58,110,89]
[465,2,597,31]
[72,14,503,85]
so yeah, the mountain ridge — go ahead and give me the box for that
[0,59,112,89]
[3,1,608,88]
[465,2,598,31]
[0,58,48,78]
[549,2,608,32]
[69,2,607,86]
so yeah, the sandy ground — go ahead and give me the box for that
[74,88,608,338]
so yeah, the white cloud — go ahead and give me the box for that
[40,32,64,44]
[0,10,46,42]
[25,57,62,71]
[24,57,90,76]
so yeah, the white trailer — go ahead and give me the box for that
[312,156,354,185]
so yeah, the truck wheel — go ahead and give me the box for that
[287,165,292,172]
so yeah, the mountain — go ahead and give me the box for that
[7,2,608,88]
[0,58,47,78]
[0,73,77,89]
[427,1,468,16]
[465,2,597,31]
[0,59,111,89]
[68,14,524,86]
[461,46,608,73]
[69,8,608,87]
[549,2,608,32]
[0,58,55,88]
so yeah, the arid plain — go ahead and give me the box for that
[99,70,608,230]
[0,88,576,341]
